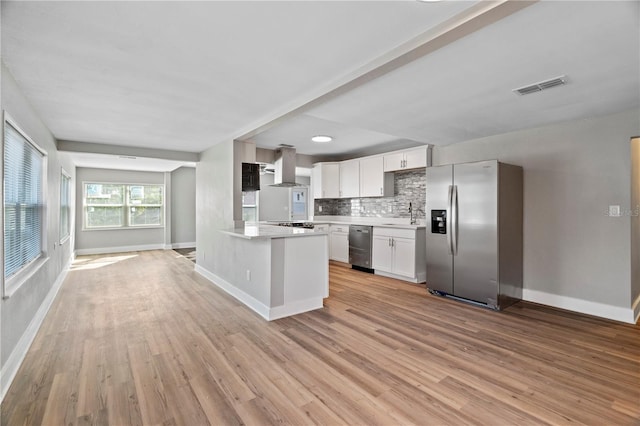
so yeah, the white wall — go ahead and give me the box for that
[1,63,76,395]
[74,168,166,254]
[171,166,196,246]
[433,108,640,320]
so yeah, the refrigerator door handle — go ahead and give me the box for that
[452,185,459,255]
[447,185,453,255]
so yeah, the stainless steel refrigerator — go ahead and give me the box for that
[425,160,523,309]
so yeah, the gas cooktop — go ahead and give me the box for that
[276,222,315,229]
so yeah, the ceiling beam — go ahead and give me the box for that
[58,140,199,162]
[234,0,537,144]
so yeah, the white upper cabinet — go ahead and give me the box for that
[404,148,427,169]
[383,147,427,172]
[359,156,393,197]
[312,163,340,199]
[339,160,360,198]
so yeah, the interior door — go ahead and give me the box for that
[453,161,498,304]
[425,165,453,294]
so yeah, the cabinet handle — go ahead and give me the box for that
[380,187,383,195]
[388,238,391,247]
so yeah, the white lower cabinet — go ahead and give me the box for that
[372,227,426,282]
[330,225,349,263]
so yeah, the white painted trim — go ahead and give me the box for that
[523,289,636,324]
[194,265,324,321]
[374,269,421,284]
[75,244,165,256]
[632,293,640,324]
[0,256,72,402]
[171,242,196,249]
[195,265,271,320]
[163,244,173,250]
[269,298,324,320]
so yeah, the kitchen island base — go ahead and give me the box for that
[196,226,328,321]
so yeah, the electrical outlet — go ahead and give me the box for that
[246,270,251,281]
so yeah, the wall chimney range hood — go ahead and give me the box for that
[271,145,301,187]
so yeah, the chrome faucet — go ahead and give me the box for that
[409,202,416,225]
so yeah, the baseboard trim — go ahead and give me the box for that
[523,288,636,324]
[632,293,640,324]
[75,244,165,256]
[269,298,324,320]
[374,269,421,284]
[195,265,270,320]
[0,255,72,402]
[194,265,323,321]
[171,242,196,249]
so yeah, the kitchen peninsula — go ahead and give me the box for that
[206,224,329,320]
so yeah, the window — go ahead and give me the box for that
[83,183,163,229]
[3,115,46,281]
[242,191,258,222]
[60,170,71,242]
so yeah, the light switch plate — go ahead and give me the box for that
[609,205,621,217]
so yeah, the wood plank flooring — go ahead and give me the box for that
[2,250,639,425]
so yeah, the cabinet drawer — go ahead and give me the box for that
[330,225,348,234]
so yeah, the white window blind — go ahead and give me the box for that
[4,121,45,278]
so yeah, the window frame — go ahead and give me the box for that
[82,181,165,231]
[59,168,71,244]
[2,111,49,299]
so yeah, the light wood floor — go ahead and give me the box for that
[2,250,639,425]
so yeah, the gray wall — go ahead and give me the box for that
[171,166,196,245]
[631,136,640,315]
[258,173,291,221]
[75,168,166,252]
[1,64,76,368]
[196,139,235,272]
[433,108,639,310]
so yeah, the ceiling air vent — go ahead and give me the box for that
[513,75,567,96]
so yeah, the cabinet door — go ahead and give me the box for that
[404,148,427,169]
[313,163,340,199]
[383,152,404,172]
[360,157,385,197]
[339,160,360,198]
[372,235,392,272]
[392,237,416,278]
[312,165,323,199]
[330,232,349,263]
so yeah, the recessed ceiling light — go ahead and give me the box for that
[311,135,333,143]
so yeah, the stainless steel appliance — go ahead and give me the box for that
[349,225,373,272]
[425,160,523,309]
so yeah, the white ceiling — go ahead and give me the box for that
[2,1,639,164]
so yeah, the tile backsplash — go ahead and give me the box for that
[314,169,426,219]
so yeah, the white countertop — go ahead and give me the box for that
[221,224,329,240]
[311,216,426,230]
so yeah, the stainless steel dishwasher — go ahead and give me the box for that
[349,225,373,273]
